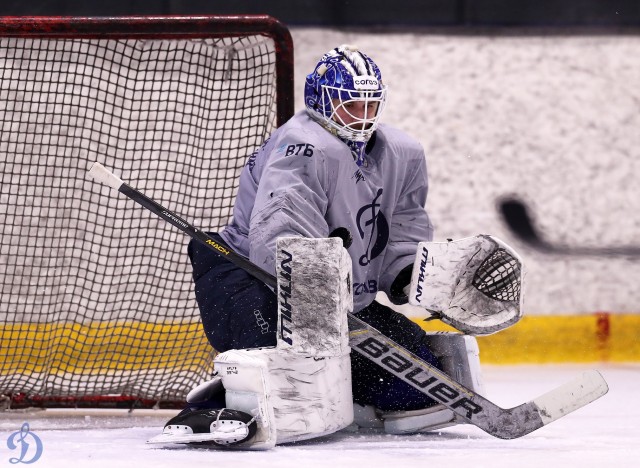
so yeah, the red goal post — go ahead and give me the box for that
[0,15,294,409]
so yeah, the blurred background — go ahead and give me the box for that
[1,1,638,362]
[2,1,640,27]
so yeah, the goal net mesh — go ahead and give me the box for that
[0,19,291,408]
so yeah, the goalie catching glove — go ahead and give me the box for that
[408,235,523,335]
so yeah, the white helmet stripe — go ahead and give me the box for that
[337,45,369,76]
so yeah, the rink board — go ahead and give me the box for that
[419,312,640,363]
[1,313,638,380]
[0,321,210,374]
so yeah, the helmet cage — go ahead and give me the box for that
[319,83,387,142]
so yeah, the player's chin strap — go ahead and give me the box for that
[408,235,523,336]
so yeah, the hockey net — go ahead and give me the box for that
[0,16,293,408]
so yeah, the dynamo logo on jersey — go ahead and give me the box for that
[356,188,389,266]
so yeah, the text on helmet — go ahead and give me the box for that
[353,75,380,91]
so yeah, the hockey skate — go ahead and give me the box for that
[148,407,257,446]
[148,374,257,446]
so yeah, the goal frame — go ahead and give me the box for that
[0,14,294,410]
[0,15,294,127]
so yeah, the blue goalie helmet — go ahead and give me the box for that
[304,45,387,165]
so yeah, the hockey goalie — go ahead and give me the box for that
[148,45,524,449]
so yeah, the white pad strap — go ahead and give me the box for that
[408,235,523,335]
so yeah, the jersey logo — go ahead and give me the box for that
[277,143,315,157]
[352,169,365,184]
[356,188,389,266]
[246,136,270,174]
[354,279,378,295]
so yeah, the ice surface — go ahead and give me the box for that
[1,364,637,468]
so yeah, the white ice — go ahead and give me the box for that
[1,364,637,468]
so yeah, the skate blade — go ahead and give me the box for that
[147,424,250,445]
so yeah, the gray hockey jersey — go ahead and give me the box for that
[220,111,434,312]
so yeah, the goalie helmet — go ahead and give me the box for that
[304,45,388,166]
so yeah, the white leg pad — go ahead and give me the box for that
[276,237,352,356]
[214,237,354,449]
[381,333,484,435]
[215,348,353,448]
[383,406,458,434]
[425,332,485,396]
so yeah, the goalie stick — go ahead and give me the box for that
[88,162,608,440]
[499,197,640,257]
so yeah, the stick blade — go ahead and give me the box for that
[498,197,551,250]
[532,370,609,425]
